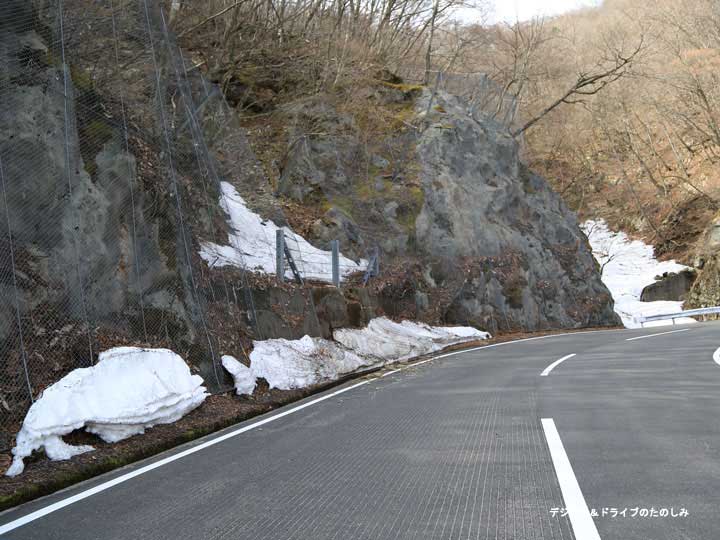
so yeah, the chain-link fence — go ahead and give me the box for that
[0,0,367,449]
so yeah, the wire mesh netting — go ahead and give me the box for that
[0,0,369,449]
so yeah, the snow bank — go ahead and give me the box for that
[334,318,490,361]
[199,182,365,281]
[582,219,697,328]
[249,336,370,390]
[7,348,207,477]
[223,318,490,394]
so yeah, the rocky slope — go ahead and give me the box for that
[415,92,618,329]
[0,0,619,445]
[685,213,720,309]
[0,2,204,380]
[267,85,620,331]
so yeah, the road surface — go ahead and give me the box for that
[1,322,719,539]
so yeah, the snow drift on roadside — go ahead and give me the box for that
[221,355,257,395]
[334,318,490,361]
[223,318,490,393]
[199,182,364,281]
[582,219,696,328]
[249,336,370,390]
[7,348,207,476]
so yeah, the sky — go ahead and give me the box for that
[492,0,601,22]
[455,0,602,24]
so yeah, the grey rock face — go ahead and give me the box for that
[0,15,195,360]
[0,1,33,33]
[265,85,618,331]
[685,212,720,310]
[310,207,363,254]
[703,215,720,252]
[414,91,619,330]
[686,254,720,311]
[278,98,359,202]
[641,270,696,302]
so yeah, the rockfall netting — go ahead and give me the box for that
[0,0,362,448]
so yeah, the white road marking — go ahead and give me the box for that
[410,358,433,367]
[381,369,401,377]
[542,418,601,540]
[0,380,370,535]
[625,328,689,341]
[541,354,576,377]
[713,347,720,366]
[430,329,617,362]
[0,328,621,532]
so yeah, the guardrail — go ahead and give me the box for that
[635,306,720,327]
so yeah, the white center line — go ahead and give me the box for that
[713,347,720,366]
[541,354,576,377]
[542,418,601,540]
[625,328,689,341]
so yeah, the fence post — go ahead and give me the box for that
[373,246,380,276]
[331,240,340,287]
[276,229,285,282]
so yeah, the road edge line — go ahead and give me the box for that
[0,380,369,535]
[1,327,621,531]
[625,328,689,341]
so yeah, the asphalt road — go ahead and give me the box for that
[1,322,719,539]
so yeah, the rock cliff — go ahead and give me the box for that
[685,213,720,309]
[0,2,619,443]
[274,86,620,330]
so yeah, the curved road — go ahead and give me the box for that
[1,322,719,539]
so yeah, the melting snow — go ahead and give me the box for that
[582,219,697,328]
[334,318,490,362]
[221,355,256,396]
[7,347,207,476]
[10,320,488,474]
[223,318,490,393]
[249,336,371,390]
[199,182,365,281]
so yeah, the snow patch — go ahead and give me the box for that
[199,182,365,281]
[249,336,371,390]
[582,219,697,328]
[221,355,256,396]
[223,318,490,394]
[334,318,490,361]
[7,347,207,477]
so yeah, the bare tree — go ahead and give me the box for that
[512,36,645,137]
[489,16,552,125]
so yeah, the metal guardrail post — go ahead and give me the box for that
[331,240,339,287]
[276,229,285,282]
